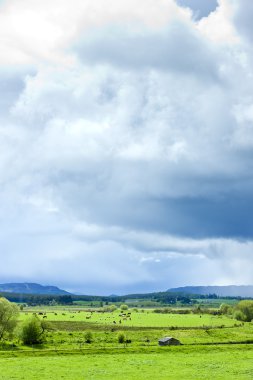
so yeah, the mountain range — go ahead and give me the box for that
[168,286,253,298]
[1,283,253,298]
[0,283,70,295]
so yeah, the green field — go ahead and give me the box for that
[19,309,235,327]
[1,307,253,379]
[1,346,253,379]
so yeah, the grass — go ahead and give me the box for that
[1,307,253,379]
[19,309,235,328]
[1,345,253,379]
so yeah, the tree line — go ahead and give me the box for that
[1,290,249,307]
[0,291,193,305]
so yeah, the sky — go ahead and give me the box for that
[1,0,253,295]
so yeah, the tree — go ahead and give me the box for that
[21,316,49,345]
[192,305,203,314]
[233,310,246,322]
[103,304,117,312]
[0,298,19,341]
[109,304,117,312]
[219,303,231,315]
[234,300,253,322]
[59,296,73,305]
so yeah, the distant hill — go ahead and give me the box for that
[0,283,70,295]
[168,286,253,298]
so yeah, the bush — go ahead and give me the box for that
[219,303,232,315]
[118,333,126,344]
[233,310,247,322]
[84,331,93,343]
[103,305,117,312]
[235,300,253,322]
[120,304,128,311]
[109,305,117,312]
[21,316,48,345]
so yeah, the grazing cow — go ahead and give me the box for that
[43,315,47,319]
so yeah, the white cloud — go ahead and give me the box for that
[0,0,191,65]
[197,0,238,44]
[0,0,253,293]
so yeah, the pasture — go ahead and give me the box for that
[1,346,253,379]
[19,308,235,328]
[1,307,253,379]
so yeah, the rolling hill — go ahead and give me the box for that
[0,282,70,295]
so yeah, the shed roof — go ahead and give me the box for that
[158,337,174,343]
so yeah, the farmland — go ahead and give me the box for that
[19,308,236,327]
[1,345,253,380]
[1,305,253,379]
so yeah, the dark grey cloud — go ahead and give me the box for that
[48,166,253,241]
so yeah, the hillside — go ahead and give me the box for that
[168,286,253,298]
[0,282,70,295]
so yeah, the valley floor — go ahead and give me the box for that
[1,345,253,379]
[1,308,253,379]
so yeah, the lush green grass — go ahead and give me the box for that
[1,345,253,379]
[42,325,253,349]
[10,309,253,351]
[19,309,235,328]
[1,307,253,379]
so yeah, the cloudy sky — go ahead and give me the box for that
[1,0,253,294]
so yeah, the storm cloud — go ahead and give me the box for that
[0,0,253,294]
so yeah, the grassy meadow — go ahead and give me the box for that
[1,306,253,379]
[2,345,253,380]
[19,308,236,327]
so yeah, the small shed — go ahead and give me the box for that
[158,337,181,346]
